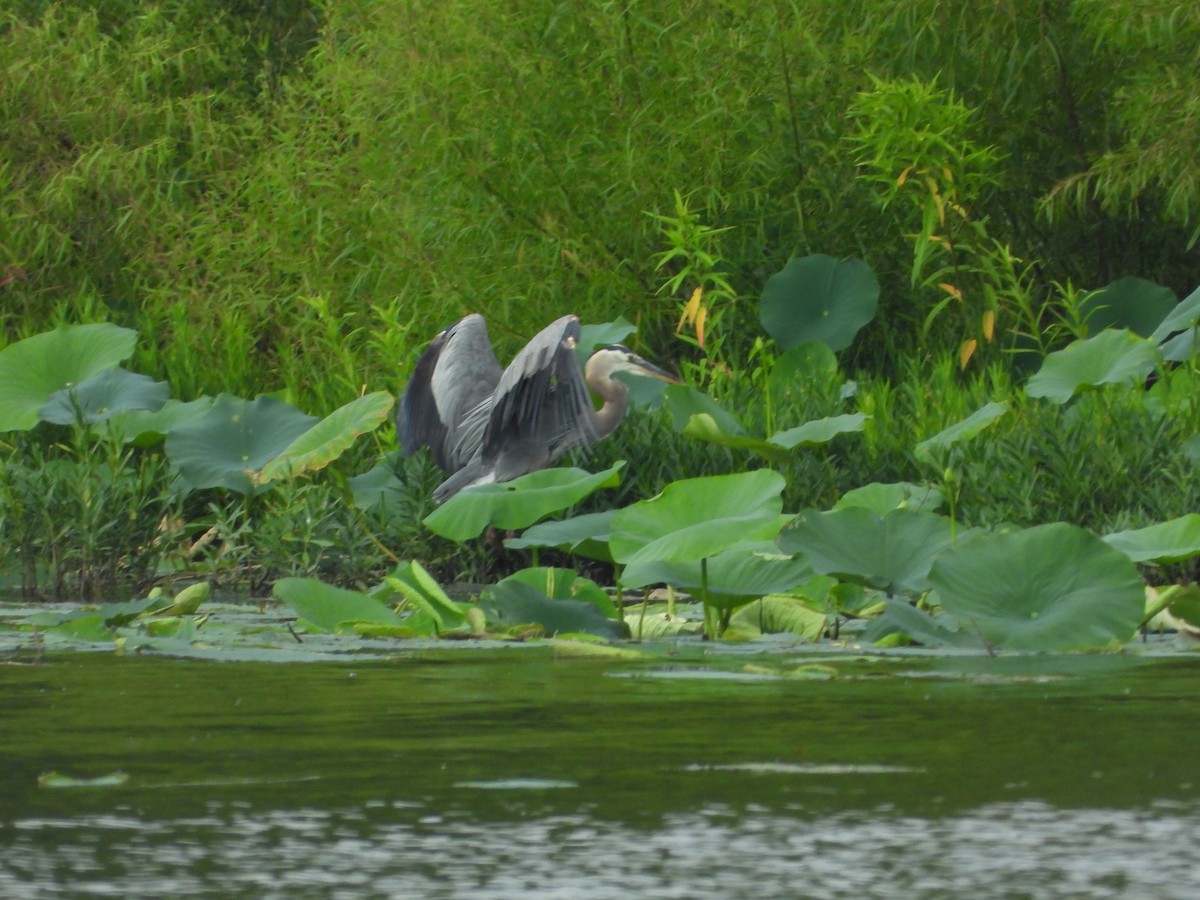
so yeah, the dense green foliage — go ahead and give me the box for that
[2,0,1199,607]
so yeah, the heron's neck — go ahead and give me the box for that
[592,376,630,439]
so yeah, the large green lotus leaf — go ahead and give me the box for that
[1081,277,1176,337]
[834,481,945,514]
[768,341,839,404]
[273,577,405,634]
[165,395,317,495]
[578,317,637,356]
[779,507,956,594]
[104,396,216,446]
[1159,328,1199,362]
[1151,282,1200,344]
[384,560,470,633]
[347,453,408,514]
[661,384,747,436]
[423,462,624,542]
[729,595,829,641]
[0,323,137,431]
[504,510,616,562]
[862,599,975,647]
[928,523,1145,650]
[1026,330,1160,404]
[913,401,1009,463]
[479,581,628,639]
[1103,515,1200,564]
[610,469,786,566]
[256,391,394,485]
[38,368,169,426]
[768,413,868,449]
[759,254,880,352]
[498,567,617,618]
[621,535,812,599]
[682,413,789,463]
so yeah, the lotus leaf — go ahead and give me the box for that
[256,391,394,484]
[759,254,880,352]
[385,560,470,633]
[0,323,137,431]
[1080,277,1175,337]
[165,395,317,495]
[105,397,216,445]
[1026,330,1160,404]
[913,401,1009,463]
[681,413,789,463]
[928,523,1144,650]
[495,567,616,618]
[621,536,811,601]
[423,463,624,542]
[610,469,786,569]
[768,341,839,404]
[273,577,405,634]
[769,413,868,449]
[834,481,945,514]
[661,384,747,436]
[480,581,628,639]
[779,507,956,594]
[1102,515,1200,564]
[504,510,616,562]
[729,595,829,640]
[1151,283,1200,344]
[39,368,169,426]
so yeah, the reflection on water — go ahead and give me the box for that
[5,799,1200,898]
[4,648,1200,897]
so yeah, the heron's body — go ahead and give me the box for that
[397,314,679,502]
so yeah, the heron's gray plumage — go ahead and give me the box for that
[397,313,679,502]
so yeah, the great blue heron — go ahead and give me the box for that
[397,313,681,502]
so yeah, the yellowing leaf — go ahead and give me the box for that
[937,283,964,301]
[896,165,913,186]
[696,305,707,349]
[960,338,977,369]
[982,309,996,341]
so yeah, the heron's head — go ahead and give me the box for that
[585,344,682,385]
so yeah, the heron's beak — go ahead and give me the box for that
[632,357,684,385]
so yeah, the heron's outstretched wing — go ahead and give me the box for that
[481,315,599,468]
[397,314,502,472]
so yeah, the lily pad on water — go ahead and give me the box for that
[729,594,829,641]
[165,395,317,495]
[423,462,624,542]
[38,367,169,426]
[928,523,1145,650]
[384,560,472,634]
[273,577,405,634]
[0,323,137,432]
[480,581,628,639]
[496,567,617,618]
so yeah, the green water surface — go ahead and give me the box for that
[3,646,1200,897]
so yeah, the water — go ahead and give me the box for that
[3,647,1200,897]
